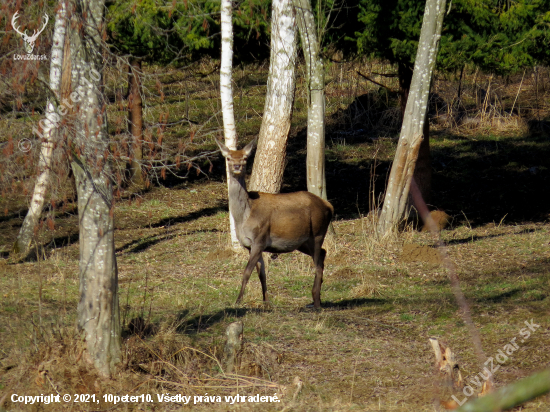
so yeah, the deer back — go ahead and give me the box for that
[243,191,333,252]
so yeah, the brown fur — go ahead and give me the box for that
[216,138,334,309]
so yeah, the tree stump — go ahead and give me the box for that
[224,321,243,374]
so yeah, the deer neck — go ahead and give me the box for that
[227,172,251,226]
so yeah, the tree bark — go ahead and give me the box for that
[248,0,297,193]
[69,0,121,378]
[397,62,414,119]
[14,2,67,255]
[414,113,432,205]
[128,57,143,186]
[220,0,240,250]
[377,0,446,236]
[456,368,550,412]
[294,0,327,201]
[398,62,432,206]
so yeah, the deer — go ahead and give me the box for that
[216,138,334,309]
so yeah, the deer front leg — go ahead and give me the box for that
[256,253,268,302]
[236,245,263,305]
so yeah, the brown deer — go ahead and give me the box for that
[216,138,334,309]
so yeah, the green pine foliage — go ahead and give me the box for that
[531,8,550,65]
[356,0,424,67]
[351,0,550,76]
[106,0,272,65]
[107,0,181,63]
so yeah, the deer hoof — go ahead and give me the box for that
[305,302,321,310]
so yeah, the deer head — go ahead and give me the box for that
[12,11,49,54]
[215,137,256,177]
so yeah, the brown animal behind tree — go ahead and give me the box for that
[216,138,334,309]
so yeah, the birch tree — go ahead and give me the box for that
[68,0,120,377]
[377,0,446,236]
[294,0,327,201]
[248,0,297,193]
[220,0,241,250]
[14,2,67,256]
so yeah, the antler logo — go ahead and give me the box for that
[12,11,49,54]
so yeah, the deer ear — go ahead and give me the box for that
[242,138,257,157]
[215,138,230,157]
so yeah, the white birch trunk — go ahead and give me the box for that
[249,0,297,193]
[294,0,326,201]
[220,0,240,250]
[377,0,446,236]
[69,0,121,378]
[14,2,67,255]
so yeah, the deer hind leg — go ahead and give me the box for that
[298,240,323,309]
[311,238,327,309]
[256,253,269,302]
[236,246,263,305]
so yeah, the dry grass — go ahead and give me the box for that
[1,63,549,410]
[2,180,549,411]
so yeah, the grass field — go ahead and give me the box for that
[0,61,549,411]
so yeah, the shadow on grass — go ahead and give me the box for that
[320,297,388,310]
[7,232,80,263]
[444,227,542,245]
[122,308,253,338]
[281,94,550,226]
[175,307,252,335]
[431,133,550,226]
[116,227,221,254]
[116,203,226,254]
[477,288,524,304]
[150,203,226,229]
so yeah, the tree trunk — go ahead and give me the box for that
[128,57,143,186]
[294,0,327,201]
[414,114,432,205]
[220,0,240,250]
[397,62,413,120]
[69,0,121,378]
[456,65,465,105]
[13,2,67,256]
[456,368,550,412]
[398,62,432,206]
[248,0,297,193]
[377,0,446,236]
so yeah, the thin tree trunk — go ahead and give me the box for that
[456,368,550,412]
[69,0,120,378]
[456,65,465,105]
[377,0,446,236]
[249,0,297,193]
[294,0,327,201]
[414,114,432,205]
[397,62,413,120]
[398,62,432,206]
[220,0,240,250]
[14,2,67,255]
[128,57,143,186]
